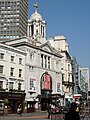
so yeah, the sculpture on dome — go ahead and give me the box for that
[34,3,38,8]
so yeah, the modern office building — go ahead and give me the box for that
[0,0,28,40]
[79,67,89,100]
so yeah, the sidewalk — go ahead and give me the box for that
[1,110,65,120]
[22,110,47,118]
[4,110,48,119]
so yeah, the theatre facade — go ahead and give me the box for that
[0,5,74,113]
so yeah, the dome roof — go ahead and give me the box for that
[30,10,42,21]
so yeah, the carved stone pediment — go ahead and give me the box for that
[40,41,54,53]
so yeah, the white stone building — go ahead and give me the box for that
[48,35,73,105]
[3,36,63,111]
[0,2,89,114]
[0,43,26,114]
[27,8,46,44]
[1,7,63,111]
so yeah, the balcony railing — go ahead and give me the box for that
[62,80,74,86]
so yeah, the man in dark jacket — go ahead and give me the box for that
[64,102,80,120]
[47,104,51,119]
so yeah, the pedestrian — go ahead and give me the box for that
[17,105,22,116]
[47,104,51,119]
[64,102,80,120]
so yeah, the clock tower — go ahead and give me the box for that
[27,3,46,44]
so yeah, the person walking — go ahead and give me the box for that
[64,102,80,120]
[47,104,51,119]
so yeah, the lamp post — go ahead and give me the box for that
[6,79,8,91]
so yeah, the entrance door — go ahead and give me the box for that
[8,99,18,114]
[27,101,35,113]
[41,98,49,111]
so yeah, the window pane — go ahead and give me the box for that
[9,82,13,90]
[11,56,14,62]
[0,81,3,89]
[19,58,22,64]
[0,65,3,74]
[10,67,14,76]
[18,82,21,90]
[19,69,22,77]
[0,53,4,59]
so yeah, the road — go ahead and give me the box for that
[0,108,89,120]
[0,110,48,120]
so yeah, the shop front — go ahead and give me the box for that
[0,90,25,115]
[37,94,64,111]
[73,94,82,104]
[27,101,36,113]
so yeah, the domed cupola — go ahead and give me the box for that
[30,10,43,21]
[27,3,46,45]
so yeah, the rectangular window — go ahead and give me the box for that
[41,54,43,67]
[10,67,14,76]
[0,81,3,89]
[68,74,70,82]
[29,66,34,71]
[45,55,47,68]
[48,57,50,69]
[19,58,22,64]
[0,102,4,110]
[30,80,34,90]
[18,82,21,90]
[11,56,14,62]
[9,82,13,90]
[19,69,22,77]
[0,65,3,74]
[68,64,70,71]
[29,78,36,92]
[57,82,60,92]
[0,53,4,59]
[62,74,64,81]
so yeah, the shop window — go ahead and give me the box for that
[0,101,4,110]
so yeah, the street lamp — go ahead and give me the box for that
[6,79,8,90]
